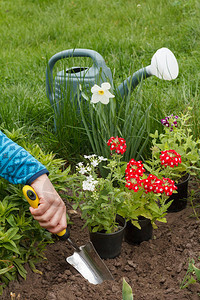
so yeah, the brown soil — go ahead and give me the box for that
[2,178,200,300]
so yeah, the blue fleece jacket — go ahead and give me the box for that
[0,131,49,185]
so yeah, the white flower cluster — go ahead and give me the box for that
[76,162,90,175]
[76,154,107,192]
[76,154,107,175]
[84,154,107,163]
[82,175,98,192]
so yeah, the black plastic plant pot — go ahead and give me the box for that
[124,217,153,245]
[89,215,126,259]
[167,173,190,213]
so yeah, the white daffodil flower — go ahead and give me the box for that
[91,82,114,105]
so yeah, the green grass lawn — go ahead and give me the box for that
[0,0,199,162]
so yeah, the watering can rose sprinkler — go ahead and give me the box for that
[46,47,179,117]
[117,47,179,97]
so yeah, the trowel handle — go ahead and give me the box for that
[46,48,107,104]
[22,185,70,241]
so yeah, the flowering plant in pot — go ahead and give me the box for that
[71,137,127,258]
[72,137,127,233]
[118,158,177,226]
[145,110,200,183]
[117,157,178,244]
[143,109,200,212]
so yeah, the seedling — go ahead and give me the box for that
[122,278,134,300]
[180,258,200,289]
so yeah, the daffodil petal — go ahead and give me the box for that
[91,94,100,103]
[104,90,115,98]
[91,84,101,93]
[100,95,109,104]
[101,82,111,90]
[91,93,104,103]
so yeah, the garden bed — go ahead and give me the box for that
[2,178,200,300]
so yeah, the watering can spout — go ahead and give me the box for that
[117,67,151,98]
[117,47,179,99]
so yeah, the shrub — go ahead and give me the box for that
[0,128,71,294]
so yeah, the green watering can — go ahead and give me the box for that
[46,49,112,107]
[46,47,179,109]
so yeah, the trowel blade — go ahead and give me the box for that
[66,241,113,284]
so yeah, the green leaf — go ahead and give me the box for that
[6,215,16,227]
[122,278,133,300]
[6,228,19,240]
[29,261,43,275]
[13,259,27,279]
[181,276,196,289]
[1,241,20,255]
[156,217,167,223]
[192,264,200,282]
[12,234,22,241]
[0,285,4,295]
[0,265,14,275]
[149,130,158,139]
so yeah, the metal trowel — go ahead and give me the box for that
[65,236,113,284]
[22,185,113,284]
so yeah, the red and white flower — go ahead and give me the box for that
[160,150,182,168]
[107,136,127,155]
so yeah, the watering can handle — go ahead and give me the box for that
[46,49,107,104]
[22,185,70,241]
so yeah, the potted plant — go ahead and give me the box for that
[144,109,200,211]
[118,157,177,244]
[71,136,127,259]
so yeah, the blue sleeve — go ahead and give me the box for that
[0,130,49,185]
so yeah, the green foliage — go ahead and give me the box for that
[0,127,26,145]
[118,185,172,230]
[0,183,53,293]
[144,109,200,183]
[122,278,133,300]
[180,258,200,289]
[22,142,71,192]
[0,129,71,294]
